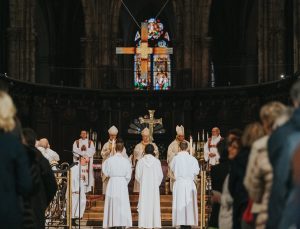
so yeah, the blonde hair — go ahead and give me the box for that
[242,122,264,147]
[260,101,286,131]
[0,91,16,132]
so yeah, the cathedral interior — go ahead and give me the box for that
[0,0,299,161]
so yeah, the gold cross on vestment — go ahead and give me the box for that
[139,110,162,142]
[116,22,173,82]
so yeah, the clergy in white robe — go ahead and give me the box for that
[132,127,159,192]
[101,125,128,194]
[167,125,191,191]
[170,141,200,227]
[71,158,87,219]
[204,127,223,166]
[37,138,60,170]
[102,138,132,228]
[135,144,163,228]
[72,130,95,192]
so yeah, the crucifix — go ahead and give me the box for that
[139,110,162,142]
[116,22,173,87]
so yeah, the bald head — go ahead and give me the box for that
[212,127,220,137]
[39,138,50,149]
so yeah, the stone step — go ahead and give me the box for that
[87,206,173,213]
[83,212,176,221]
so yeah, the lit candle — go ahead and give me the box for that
[189,135,193,155]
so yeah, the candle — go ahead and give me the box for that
[98,141,101,151]
[197,132,200,142]
[87,132,89,140]
[189,135,193,155]
[207,132,209,141]
[202,129,205,141]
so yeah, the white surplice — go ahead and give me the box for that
[133,142,159,192]
[135,154,163,228]
[101,140,128,194]
[102,152,132,228]
[204,135,222,165]
[167,139,191,191]
[170,151,200,227]
[72,138,95,192]
[71,164,86,219]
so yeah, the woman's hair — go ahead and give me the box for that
[0,91,16,132]
[228,136,242,150]
[115,138,124,152]
[260,101,287,131]
[241,122,264,147]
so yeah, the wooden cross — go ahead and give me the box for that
[139,110,162,142]
[116,22,173,83]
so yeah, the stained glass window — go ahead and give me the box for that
[134,18,171,90]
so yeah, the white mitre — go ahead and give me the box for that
[176,125,184,136]
[108,125,118,135]
[141,127,150,136]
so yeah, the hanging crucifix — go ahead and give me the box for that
[116,22,173,88]
[139,110,162,142]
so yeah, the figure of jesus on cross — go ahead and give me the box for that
[139,110,162,142]
[116,22,173,89]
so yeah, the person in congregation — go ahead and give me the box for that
[170,141,200,229]
[135,144,163,229]
[70,157,88,226]
[37,138,60,170]
[167,125,191,191]
[204,127,224,166]
[208,129,242,228]
[229,122,264,229]
[244,102,286,229]
[219,137,242,229]
[22,128,57,229]
[267,80,300,228]
[72,129,95,192]
[101,125,128,194]
[102,138,132,229]
[132,127,159,192]
[0,91,32,229]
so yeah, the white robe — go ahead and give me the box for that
[72,138,95,192]
[204,135,222,165]
[133,142,159,192]
[167,139,190,191]
[170,151,200,227]
[37,146,60,170]
[135,154,163,228]
[102,153,132,228]
[101,140,128,194]
[71,164,86,219]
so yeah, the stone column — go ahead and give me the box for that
[294,0,300,73]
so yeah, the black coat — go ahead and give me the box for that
[209,159,230,227]
[23,145,57,229]
[229,147,250,229]
[0,132,32,229]
[267,108,300,229]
